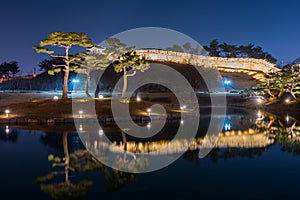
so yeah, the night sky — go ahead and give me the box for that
[1,0,300,74]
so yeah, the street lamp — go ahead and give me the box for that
[285,98,290,104]
[147,108,151,116]
[224,79,231,85]
[223,79,231,91]
[53,96,59,101]
[78,110,83,118]
[5,109,10,118]
[257,98,263,104]
[180,105,186,110]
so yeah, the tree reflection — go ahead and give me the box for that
[255,112,300,156]
[34,132,93,200]
[35,130,151,198]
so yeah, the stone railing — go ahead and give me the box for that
[136,49,280,74]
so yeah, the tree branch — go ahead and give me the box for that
[51,55,66,58]
[52,163,65,167]
[127,70,136,77]
[52,64,66,67]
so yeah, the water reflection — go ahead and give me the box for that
[34,132,93,199]
[34,130,151,199]
[257,112,300,155]
[1,110,300,199]
[0,125,18,142]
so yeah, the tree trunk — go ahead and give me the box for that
[266,88,274,98]
[62,47,70,99]
[85,71,91,98]
[62,132,70,185]
[291,90,297,100]
[121,131,127,151]
[62,67,69,99]
[290,84,297,100]
[121,66,127,99]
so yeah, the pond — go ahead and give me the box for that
[0,109,300,200]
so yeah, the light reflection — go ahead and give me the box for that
[147,122,151,128]
[256,98,262,104]
[98,129,104,136]
[79,124,83,132]
[257,110,263,118]
[5,125,9,134]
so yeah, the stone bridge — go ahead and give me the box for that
[136,49,280,81]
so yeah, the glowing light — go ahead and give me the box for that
[224,79,231,85]
[72,79,79,83]
[180,120,184,125]
[181,105,186,111]
[224,123,231,131]
[5,109,10,117]
[286,115,289,122]
[285,98,290,103]
[98,94,104,99]
[257,110,262,118]
[53,96,59,100]
[224,117,231,131]
[257,98,263,104]
[147,122,151,128]
[79,124,83,131]
[147,108,151,116]
[136,96,141,102]
[78,110,83,118]
[5,125,9,134]
[99,129,104,136]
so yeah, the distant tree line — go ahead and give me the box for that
[166,42,207,55]
[203,39,277,63]
[0,61,20,81]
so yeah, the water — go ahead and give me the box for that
[0,110,300,200]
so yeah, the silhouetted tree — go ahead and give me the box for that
[38,58,64,72]
[166,44,184,52]
[203,39,220,57]
[0,61,20,79]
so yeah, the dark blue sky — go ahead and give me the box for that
[1,0,300,74]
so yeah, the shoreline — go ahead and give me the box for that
[0,92,299,126]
